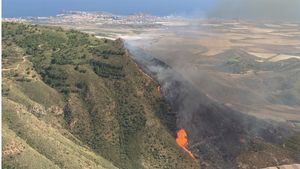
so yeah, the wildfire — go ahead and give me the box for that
[157,85,161,93]
[176,129,195,159]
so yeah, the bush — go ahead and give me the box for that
[90,60,125,79]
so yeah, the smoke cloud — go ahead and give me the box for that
[125,41,293,168]
[208,0,300,22]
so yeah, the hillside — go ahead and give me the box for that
[2,22,199,169]
[127,43,300,169]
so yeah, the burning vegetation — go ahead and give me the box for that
[176,129,195,159]
[157,85,161,93]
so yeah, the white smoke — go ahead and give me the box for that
[208,0,300,22]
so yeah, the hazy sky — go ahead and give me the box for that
[3,0,300,21]
[209,0,300,21]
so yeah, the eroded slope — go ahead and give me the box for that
[2,22,199,169]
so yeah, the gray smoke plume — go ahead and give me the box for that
[208,0,300,22]
[125,41,294,168]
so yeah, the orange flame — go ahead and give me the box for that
[157,86,161,93]
[176,129,195,159]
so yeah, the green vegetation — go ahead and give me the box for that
[2,22,199,169]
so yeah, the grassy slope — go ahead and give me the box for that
[2,22,199,169]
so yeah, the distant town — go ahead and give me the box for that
[3,11,187,27]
